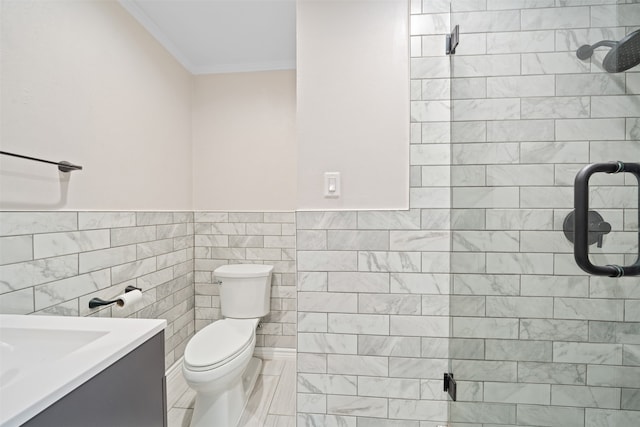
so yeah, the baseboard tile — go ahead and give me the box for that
[254,347,296,360]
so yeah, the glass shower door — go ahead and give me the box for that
[448,1,640,425]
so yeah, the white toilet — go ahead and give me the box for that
[182,264,273,427]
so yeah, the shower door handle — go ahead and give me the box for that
[574,161,640,277]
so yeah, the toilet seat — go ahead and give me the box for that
[184,319,255,372]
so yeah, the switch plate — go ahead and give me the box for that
[324,172,340,198]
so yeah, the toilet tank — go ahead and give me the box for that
[214,264,274,318]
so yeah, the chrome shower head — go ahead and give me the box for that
[576,29,640,73]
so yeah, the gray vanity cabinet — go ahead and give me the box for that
[23,332,166,427]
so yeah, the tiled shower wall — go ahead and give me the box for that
[0,211,195,369]
[193,211,297,349]
[446,1,640,426]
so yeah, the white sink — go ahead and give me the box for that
[0,328,108,388]
[0,315,166,427]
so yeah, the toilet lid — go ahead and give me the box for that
[184,320,254,370]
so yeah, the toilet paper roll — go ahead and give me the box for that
[116,289,143,308]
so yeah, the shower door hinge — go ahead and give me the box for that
[446,25,459,55]
[444,372,457,401]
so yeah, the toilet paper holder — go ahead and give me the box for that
[89,286,142,309]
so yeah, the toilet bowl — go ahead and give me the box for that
[182,264,273,427]
[182,318,260,427]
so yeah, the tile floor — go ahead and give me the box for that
[167,356,296,427]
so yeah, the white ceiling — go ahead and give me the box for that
[119,0,296,75]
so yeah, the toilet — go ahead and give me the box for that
[182,263,273,427]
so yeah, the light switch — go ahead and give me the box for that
[324,172,340,198]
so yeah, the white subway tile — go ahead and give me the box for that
[359,377,420,399]
[452,143,519,165]
[449,401,516,424]
[553,385,620,409]
[484,382,550,405]
[452,54,521,77]
[410,100,451,122]
[389,399,448,422]
[485,339,552,362]
[486,252,554,274]
[297,211,357,230]
[298,251,357,272]
[298,333,357,354]
[410,144,451,165]
[298,292,357,313]
[452,10,521,32]
[592,95,640,118]
[0,254,78,293]
[516,404,585,427]
[0,212,77,237]
[554,342,623,365]
[0,236,32,266]
[520,141,589,164]
[390,231,450,251]
[358,210,421,230]
[298,373,356,395]
[591,4,640,27]
[522,52,590,74]
[78,212,135,230]
[453,230,519,252]
[486,296,553,318]
[519,362,587,385]
[486,164,555,186]
[586,408,640,426]
[327,395,388,419]
[328,272,389,293]
[451,77,487,99]
[487,30,555,53]
[358,251,421,273]
[359,335,421,357]
[410,188,451,208]
[556,118,626,141]
[0,288,34,314]
[390,315,449,337]
[522,6,590,30]
[328,313,389,335]
[522,96,590,119]
[360,294,422,315]
[452,121,486,142]
[558,73,626,96]
[327,355,388,376]
[34,269,110,311]
[453,187,520,208]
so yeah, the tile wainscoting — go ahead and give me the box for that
[0,211,195,369]
[0,210,297,370]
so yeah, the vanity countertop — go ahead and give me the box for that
[0,314,166,427]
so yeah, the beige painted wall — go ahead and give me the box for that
[297,0,410,210]
[0,0,193,210]
[192,71,297,211]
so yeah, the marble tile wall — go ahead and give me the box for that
[296,211,452,426]
[0,211,195,369]
[193,212,296,349]
[446,0,640,426]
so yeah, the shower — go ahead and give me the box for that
[576,29,640,72]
